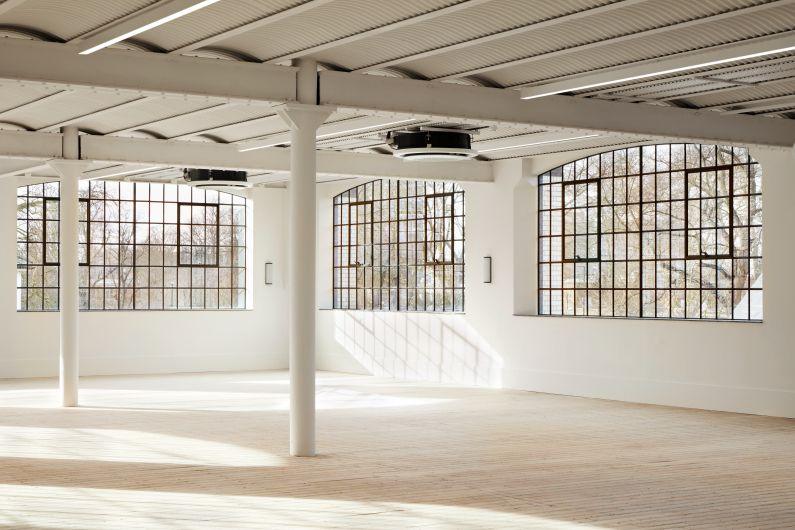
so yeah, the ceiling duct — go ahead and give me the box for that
[183,168,252,188]
[387,128,478,161]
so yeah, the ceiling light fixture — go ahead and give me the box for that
[79,0,221,55]
[238,118,416,152]
[520,44,795,99]
[389,129,478,161]
[478,134,600,153]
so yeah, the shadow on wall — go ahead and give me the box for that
[334,311,503,388]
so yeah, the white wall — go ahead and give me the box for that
[0,183,289,378]
[316,147,795,418]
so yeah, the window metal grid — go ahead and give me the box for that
[16,182,60,311]
[17,181,247,312]
[177,202,220,267]
[333,179,465,312]
[538,144,762,321]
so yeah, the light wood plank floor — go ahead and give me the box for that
[0,371,793,529]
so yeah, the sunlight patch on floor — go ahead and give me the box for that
[0,426,282,467]
[0,485,605,530]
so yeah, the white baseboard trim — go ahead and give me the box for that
[503,367,795,419]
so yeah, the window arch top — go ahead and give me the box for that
[333,179,464,312]
[537,143,762,321]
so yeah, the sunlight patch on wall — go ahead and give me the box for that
[334,311,503,387]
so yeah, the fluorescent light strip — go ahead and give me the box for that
[79,0,221,55]
[238,140,285,153]
[478,134,600,153]
[521,45,795,99]
[238,118,416,152]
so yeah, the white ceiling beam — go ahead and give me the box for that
[0,38,296,104]
[73,0,221,55]
[0,162,49,180]
[169,0,336,55]
[353,0,647,74]
[264,0,493,64]
[0,129,62,159]
[78,134,492,182]
[0,129,492,181]
[318,70,795,148]
[519,32,795,99]
[440,1,795,82]
[0,0,29,16]
[236,115,418,151]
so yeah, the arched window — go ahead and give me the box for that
[16,181,247,311]
[333,179,464,312]
[537,144,762,320]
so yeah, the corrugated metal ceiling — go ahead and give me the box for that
[0,0,792,175]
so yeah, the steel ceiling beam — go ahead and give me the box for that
[319,70,795,148]
[0,38,296,104]
[235,114,418,151]
[0,130,492,181]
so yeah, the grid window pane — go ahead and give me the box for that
[538,144,762,321]
[17,182,247,312]
[333,179,464,312]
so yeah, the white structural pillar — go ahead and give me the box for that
[279,59,332,457]
[48,126,89,407]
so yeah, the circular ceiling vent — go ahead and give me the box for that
[387,128,478,161]
[183,168,252,189]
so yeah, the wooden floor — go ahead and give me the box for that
[0,371,793,529]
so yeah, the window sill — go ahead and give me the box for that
[319,307,466,315]
[17,308,253,313]
[514,313,763,324]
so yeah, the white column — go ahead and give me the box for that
[279,58,332,456]
[49,126,89,407]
